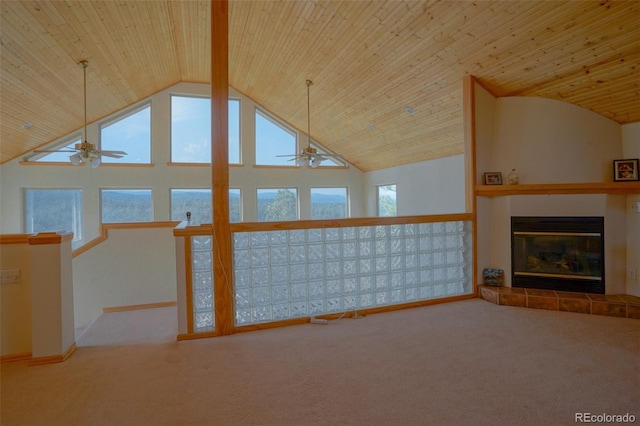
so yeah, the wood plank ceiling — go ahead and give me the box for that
[1,1,639,171]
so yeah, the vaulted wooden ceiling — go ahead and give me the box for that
[1,1,639,171]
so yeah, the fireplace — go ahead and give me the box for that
[511,217,604,294]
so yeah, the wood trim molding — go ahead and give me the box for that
[29,343,76,366]
[27,231,73,245]
[184,236,194,334]
[177,330,220,341]
[103,301,177,313]
[173,223,214,237]
[98,163,155,168]
[166,162,211,167]
[19,161,76,166]
[229,213,474,233]
[172,214,475,237]
[475,182,640,196]
[0,234,30,244]
[464,75,479,297]
[1,352,32,363]
[73,221,179,258]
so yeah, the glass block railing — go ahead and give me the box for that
[191,235,215,332]
[232,220,473,326]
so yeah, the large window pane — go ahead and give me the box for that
[255,110,296,166]
[311,187,348,219]
[101,189,153,223]
[257,188,298,221]
[171,189,211,223]
[33,137,81,163]
[171,96,210,163]
[171,188,242,223]
[100,105,151,164]
[229,188,242,223]
[171,96,240,164]
[229,100,240,164]
[25,189,83,247]
[377,184,397,217]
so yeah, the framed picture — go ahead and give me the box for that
[483,268,504,286]
[613,159,639,182]
[483,172,502,185]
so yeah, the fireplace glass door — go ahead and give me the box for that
[513,232,602,280]
[511,217,604,294]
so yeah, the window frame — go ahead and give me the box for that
[26,133,83,164]
[99,101,152,165]
[100,188,154,224]
[310,186,349,219]
[376,184,397,217]
[256,187,299,222]
[169,95,242,165]
[254,108,298,167]
[23,187,84,246]
[229,187,243,223]
[308,140,347,168]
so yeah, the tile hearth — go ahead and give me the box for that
[479,285,640,319]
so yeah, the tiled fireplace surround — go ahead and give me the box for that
[476,194,639,319]
[479,285,640,320]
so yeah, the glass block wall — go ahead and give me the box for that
[233,221,473,326]
[191,235,215,332]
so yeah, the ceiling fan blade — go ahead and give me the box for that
[101,150,127,155]
[34,149,78,153]
[100,152,125,158]
[275,154,298,158]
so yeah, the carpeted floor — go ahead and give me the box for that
[1,299,638,426]
[76,306,178,346]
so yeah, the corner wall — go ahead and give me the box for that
[474,85,633,294]
[622,122,640,295]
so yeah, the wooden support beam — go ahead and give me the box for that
[211,0,234,335]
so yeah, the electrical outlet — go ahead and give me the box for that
[1,269,21,284]
[629,268,637,281]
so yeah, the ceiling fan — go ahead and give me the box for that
[277,80,343,168]
[33,60,127,168]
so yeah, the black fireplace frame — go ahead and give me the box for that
[511,216,605,294]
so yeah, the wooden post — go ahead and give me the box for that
[211,0,234,335]
[463,75,478,295]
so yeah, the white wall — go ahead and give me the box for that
[73,227,178,334]
[492,97,621,183]
[364,155,466,216]
[0,242,32,356]
[622,122,640,295]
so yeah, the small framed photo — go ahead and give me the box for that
[613,159,639,182]
[483,172,502,185]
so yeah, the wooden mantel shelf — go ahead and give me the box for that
[475,182,640,196]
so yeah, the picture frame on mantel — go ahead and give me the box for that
[483,172,502,185]
[613,159,639,182]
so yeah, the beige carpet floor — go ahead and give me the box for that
[1,299,638,426]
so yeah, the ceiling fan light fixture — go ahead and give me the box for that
[69,153,82,165]
[310,156,321,168]
[31,60,127,164]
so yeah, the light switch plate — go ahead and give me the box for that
[1,269,21,284]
